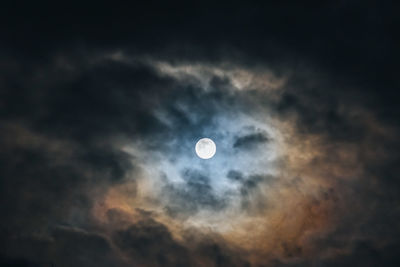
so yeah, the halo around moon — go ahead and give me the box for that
[195,138,216,159]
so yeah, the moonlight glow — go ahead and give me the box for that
[195,138,216,159]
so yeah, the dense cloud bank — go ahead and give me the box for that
[1,2,400,266]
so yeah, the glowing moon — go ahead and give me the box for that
[195,138,216,159]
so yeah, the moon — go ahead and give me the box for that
[195,138,216,159]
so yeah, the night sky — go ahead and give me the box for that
[1,2,400,267]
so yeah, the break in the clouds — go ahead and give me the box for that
[1,2,400,267]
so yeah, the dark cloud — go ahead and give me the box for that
[111,216,251,267]
[49,226,120,267]
[163,169,226,218]
[112,218,190,267]
[227,170,244,181]
[227,170,275,213]
[233,132,270,149]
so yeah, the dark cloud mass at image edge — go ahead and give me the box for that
[1,1,400,267]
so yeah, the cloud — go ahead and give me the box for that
[112,218,190,267]
[162,169,227,218]
[233,132,270,149]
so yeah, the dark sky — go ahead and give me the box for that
[1,2,400,267]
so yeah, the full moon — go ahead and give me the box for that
[195,138,216,159]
